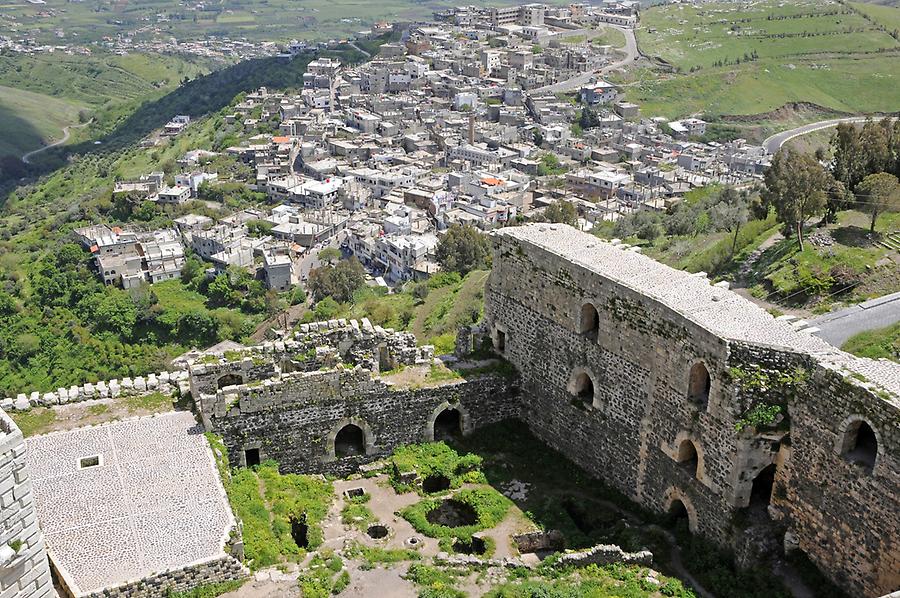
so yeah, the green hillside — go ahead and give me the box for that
[0,52,214,159]
[633,0,900,118]
[0,85,84,157]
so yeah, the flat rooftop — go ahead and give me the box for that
[26,412,235,596]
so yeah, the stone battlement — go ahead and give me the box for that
[485,224,899,597]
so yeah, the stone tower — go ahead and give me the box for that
[0,409,53,597]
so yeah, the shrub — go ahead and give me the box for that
[400,487,512,542]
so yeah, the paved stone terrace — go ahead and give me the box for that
[25,412,235,597]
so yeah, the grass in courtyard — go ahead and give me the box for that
[400,487,513,543]
[9,408,57,437]
[390,442,486,494]
[124,391,174,413]
[344,541,421,569]
[842,322,900,362]
[167,580,246,598]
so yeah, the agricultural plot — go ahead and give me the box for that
[633,0,900,117]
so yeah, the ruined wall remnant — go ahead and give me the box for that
[484,223,899,597]
[0,410,54,598]
[192,318,520,476]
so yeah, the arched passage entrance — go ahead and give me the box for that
[434,408,462,441]
[334,424,365,458]
[425,402,470,442]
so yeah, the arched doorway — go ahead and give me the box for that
[434,408,462,441]
[748,464,777,511]
[569,369,598,408]
[217,373,244,389]
[687,363,710,407]
[335,424,365,458]
[841,419,878,473]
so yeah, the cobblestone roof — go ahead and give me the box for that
[497,224,900,399]
[25,412,235,596]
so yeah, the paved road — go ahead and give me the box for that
[762,117,871,155]
[348,41,371,58]
[21,119,93,164]
[811,291,900,348]
[533,25,639,93]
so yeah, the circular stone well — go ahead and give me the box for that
[422,474,451,494]
[367,524,389,539]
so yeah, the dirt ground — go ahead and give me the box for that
[11,394,182,437]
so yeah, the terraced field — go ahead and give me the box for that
[632,0,900,118]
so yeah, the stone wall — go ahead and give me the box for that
[484,224,900,597]
[60,554,246,598]
[0,409,54,598]
[202,365,519,476]
[1,370,190,412]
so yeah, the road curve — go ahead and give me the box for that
[762,116,871,155]
[533,25,638,94]
[21,119,93,164]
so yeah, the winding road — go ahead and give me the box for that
[21,119,93,164]
[533,25,639,93]
[762,116,871,155]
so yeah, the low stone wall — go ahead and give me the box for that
[2,370,189,412]
[60,554,247,598]
[557,544,653,568]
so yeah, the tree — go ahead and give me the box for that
[855,173,900,233]
[435,224,490,275]
[544,200,578,227]
[762,150,829,250]
[823,177,852,225]
[831,122,866,190]
[709,187,749,257]
[859,119,892,176]
[307,258,366,303]
[318,247,341,264]
[532,129,544,147]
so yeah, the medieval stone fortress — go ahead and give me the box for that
[0,224,896,598]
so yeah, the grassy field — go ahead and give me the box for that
[0,85,85,157]
[842,322,900,361]
[0,52,214,158]
[632,0,900,118]
[0,0,570,44]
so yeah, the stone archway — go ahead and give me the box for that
[425,402,471,442]
[669,430,707,483]
[567,366,602,409]
[217,373,244,390]
[324,417,376,461]
[835,415,881,474]
[664,486,699,534]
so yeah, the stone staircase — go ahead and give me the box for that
[877,231,900,251]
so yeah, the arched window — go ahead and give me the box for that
[687,363,710,407]
[335,424,366,458]
[570,371,597,408]
[669,499,689,523]
[579,303,600,339]
[841,420,878,473]
[433,408,462,441]
[217,373,244,390]
[676,439,699,478]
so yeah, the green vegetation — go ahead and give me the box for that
[405,564,467,598]
[297,550,350,597]
[435,224,492,276]
[124,391,175,413]
[341,492,376,530]
[633,0,900,117]
[842,322,900,361]
[400,487,513,543]
[486,563,695,598]
[390,442,486,494]
[9,408,57,437]
[207,441,333,570]
[344,541,421,568]
[166,580,246,598]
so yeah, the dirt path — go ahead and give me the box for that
[21,119,93,164]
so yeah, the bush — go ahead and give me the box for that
[400,487,512,542]
[390,442,485,494]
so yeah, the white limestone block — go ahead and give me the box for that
[147,374,158,390]
[158,371,170,383]
[83,383,96,397]
[133,377,147,391]
[122,377,134,389]
[13,397,30,411]
[43,392,57,406]
[109,380,121,398]
[68,386,80,400]
[0,398,13,411]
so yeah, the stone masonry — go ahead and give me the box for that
[0,409,54,598]
[192,318,520,476]
[484,223,899,597]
